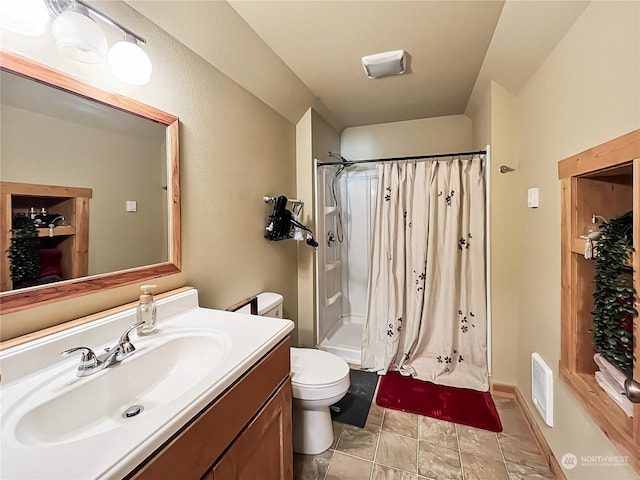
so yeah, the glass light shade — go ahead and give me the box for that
[108,38,152,85]
[0,0,49,36]
[51,10,107,64]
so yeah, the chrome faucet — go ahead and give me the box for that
[61,321,145,377]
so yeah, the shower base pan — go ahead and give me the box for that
[318,315,363,366]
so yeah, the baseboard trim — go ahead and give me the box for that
[492,383,566,480]
[491,382,516,398]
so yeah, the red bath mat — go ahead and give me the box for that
[376,371,502,432]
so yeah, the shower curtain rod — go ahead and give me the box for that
[317,149,487,167]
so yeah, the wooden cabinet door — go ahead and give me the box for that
[212,381,292,480]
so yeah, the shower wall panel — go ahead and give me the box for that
[340,167,378,321]
[315,165,343,343]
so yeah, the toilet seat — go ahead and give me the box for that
[290,348,350,400]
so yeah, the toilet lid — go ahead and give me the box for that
[290,348,349,388]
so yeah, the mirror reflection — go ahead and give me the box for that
[1,69,169,293]
[0,51,182,314]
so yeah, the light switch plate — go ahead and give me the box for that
[126,200,137,212]
[527,188,539,208]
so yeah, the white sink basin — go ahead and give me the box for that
[0,288,294,480]
[13,332,230,446]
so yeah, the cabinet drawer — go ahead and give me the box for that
[129,338,291,480]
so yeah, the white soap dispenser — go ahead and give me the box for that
[136,284,158,336]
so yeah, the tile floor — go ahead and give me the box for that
[294,392,556,480]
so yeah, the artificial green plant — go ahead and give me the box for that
[8,213,40,287]
[592,210,636,377]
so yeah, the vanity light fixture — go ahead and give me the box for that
[51,2,107,64]
[108,33,152,85]
[1,0,153,85]
[46,0,151,83]
[0,0,49,36]
[362,49,406,79]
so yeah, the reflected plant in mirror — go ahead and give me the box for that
[0,51,181,315]
[8,214,40,287]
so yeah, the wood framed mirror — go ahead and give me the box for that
[0,51,180,314]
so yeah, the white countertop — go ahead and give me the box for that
[0,289,294,479]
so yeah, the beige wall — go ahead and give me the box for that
[466,80,492,152]
[296,108,341,347]
[465,79,519,386]
[514,2,640,479]
[341,115,472,160]
[126,0,341,130]
[1,1,298,339]
[488,82,519,386]
[1,104,165,276]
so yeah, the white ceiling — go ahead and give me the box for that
[128,0,589,131]
[229,1,504,128]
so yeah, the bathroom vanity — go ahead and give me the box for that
[129,338,292,479]
[0,288,294,479]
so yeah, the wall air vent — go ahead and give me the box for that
[531,352,554,427]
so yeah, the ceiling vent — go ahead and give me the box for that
[362,50,406,79]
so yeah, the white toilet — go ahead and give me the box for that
[244,292,350,455]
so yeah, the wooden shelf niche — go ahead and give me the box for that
[558,129,640,471]
[0,182,92,291]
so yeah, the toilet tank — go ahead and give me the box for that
[236,292,283,318]
[257,292,284,318]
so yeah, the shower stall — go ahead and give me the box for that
[314,148,492,370]
[314,161,379,365]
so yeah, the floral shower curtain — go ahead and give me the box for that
[361,157,488,392]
